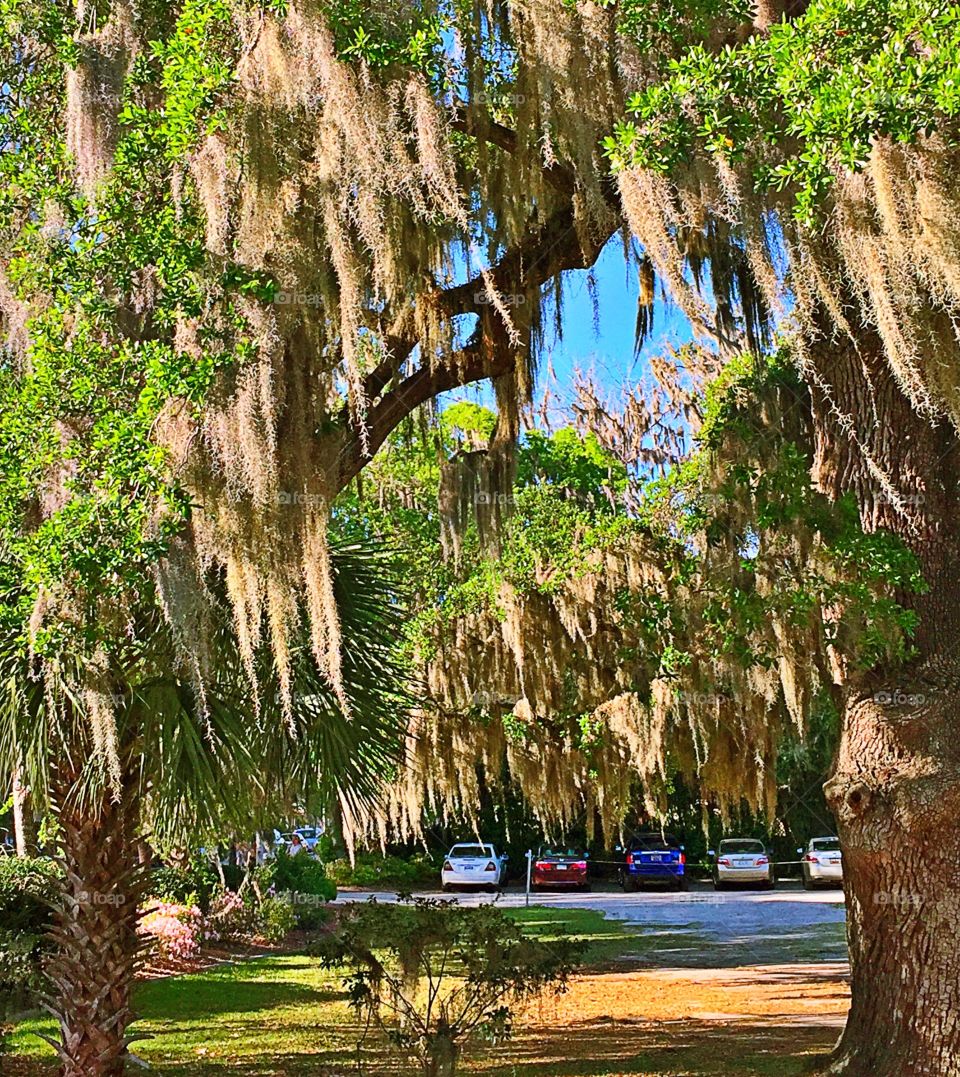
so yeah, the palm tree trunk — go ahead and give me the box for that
[808,327,960,1075]
[45,773,145,1077]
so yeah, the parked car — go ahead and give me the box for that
[710,838,774,889]
[619,832,688,891]
[441,843,508,891]
[799,836,843,889]
[292,826,323,852]
[532,846,589,891]
[272,825,323,855]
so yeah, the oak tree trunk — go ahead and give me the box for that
[809,328,960,1076]
[45,770,145,1077]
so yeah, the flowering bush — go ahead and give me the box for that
[139,900,204,960]
[206,889,258,942]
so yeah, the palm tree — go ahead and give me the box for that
[0,541,408,1077]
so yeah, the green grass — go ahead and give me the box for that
[8,956,363,1074]
[4,908,844,1076]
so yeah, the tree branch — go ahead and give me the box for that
[336,336,513,490]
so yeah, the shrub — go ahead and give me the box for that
[0,929,46,1015]
[290,900,331,932]
[149,858,221,912]
[205,888,257,942]
[0,856,60,1015]
[316,898,582,1076]
[0,856,60,935]
[258,895,298,943]
[325,852,437,890]
[257,849,336,903]
[139,900,204,960]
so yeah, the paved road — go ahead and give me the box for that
[335,882,848,967]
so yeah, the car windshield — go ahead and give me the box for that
[450,845,492,858]
[632,833,681,851]
[540,847,582,858]
[812,838,841,852]
[720,840,765,854]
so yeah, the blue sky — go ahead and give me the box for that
[446,236,695,419]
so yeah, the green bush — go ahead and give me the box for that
[258,895,298,943]
[253,849,336,931]
[0,856,60,935]
[325,852,438,890]
[257,849,337,902]
[290,901,332,932]
[316,897,583,1076]
[0,857,60,1016]
[149,859,220,911]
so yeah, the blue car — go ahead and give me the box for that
[620,832,689,891]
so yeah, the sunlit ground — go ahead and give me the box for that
[5,907,848,1076]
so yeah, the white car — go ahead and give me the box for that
[800,836,843,889]
[441,843,508,891]
[711,838,774,889]
[293,826,323,852]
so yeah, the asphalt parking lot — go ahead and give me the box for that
[335,881,848,967]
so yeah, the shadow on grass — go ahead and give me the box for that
[136,959,338,1022]
[472,1016,837,1077]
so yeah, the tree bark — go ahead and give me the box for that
[808,327,960,1075]
[45,770,145,1077]
[11,766,35,857]
[423,1031,459,1077]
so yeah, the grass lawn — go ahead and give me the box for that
[4,907,844,1076]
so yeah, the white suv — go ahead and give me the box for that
[441,843,507,892]
[800,836,843,889]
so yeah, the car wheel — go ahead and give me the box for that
[802,872,815,890]
[622,874,638,893]
[441,884,451,893]
[714,878,725,891]
[579,883,591,892]
[765,874,776,890]
[678,875,690,891]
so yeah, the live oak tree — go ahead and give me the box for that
[605,3,960,1073]
[338,356,919,853]
[3,1,960,1075]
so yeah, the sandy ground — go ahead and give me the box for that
[475,962,850,1076]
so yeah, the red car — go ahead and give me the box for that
[532,846,589,891]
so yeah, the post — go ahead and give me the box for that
[525,849,532,906]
